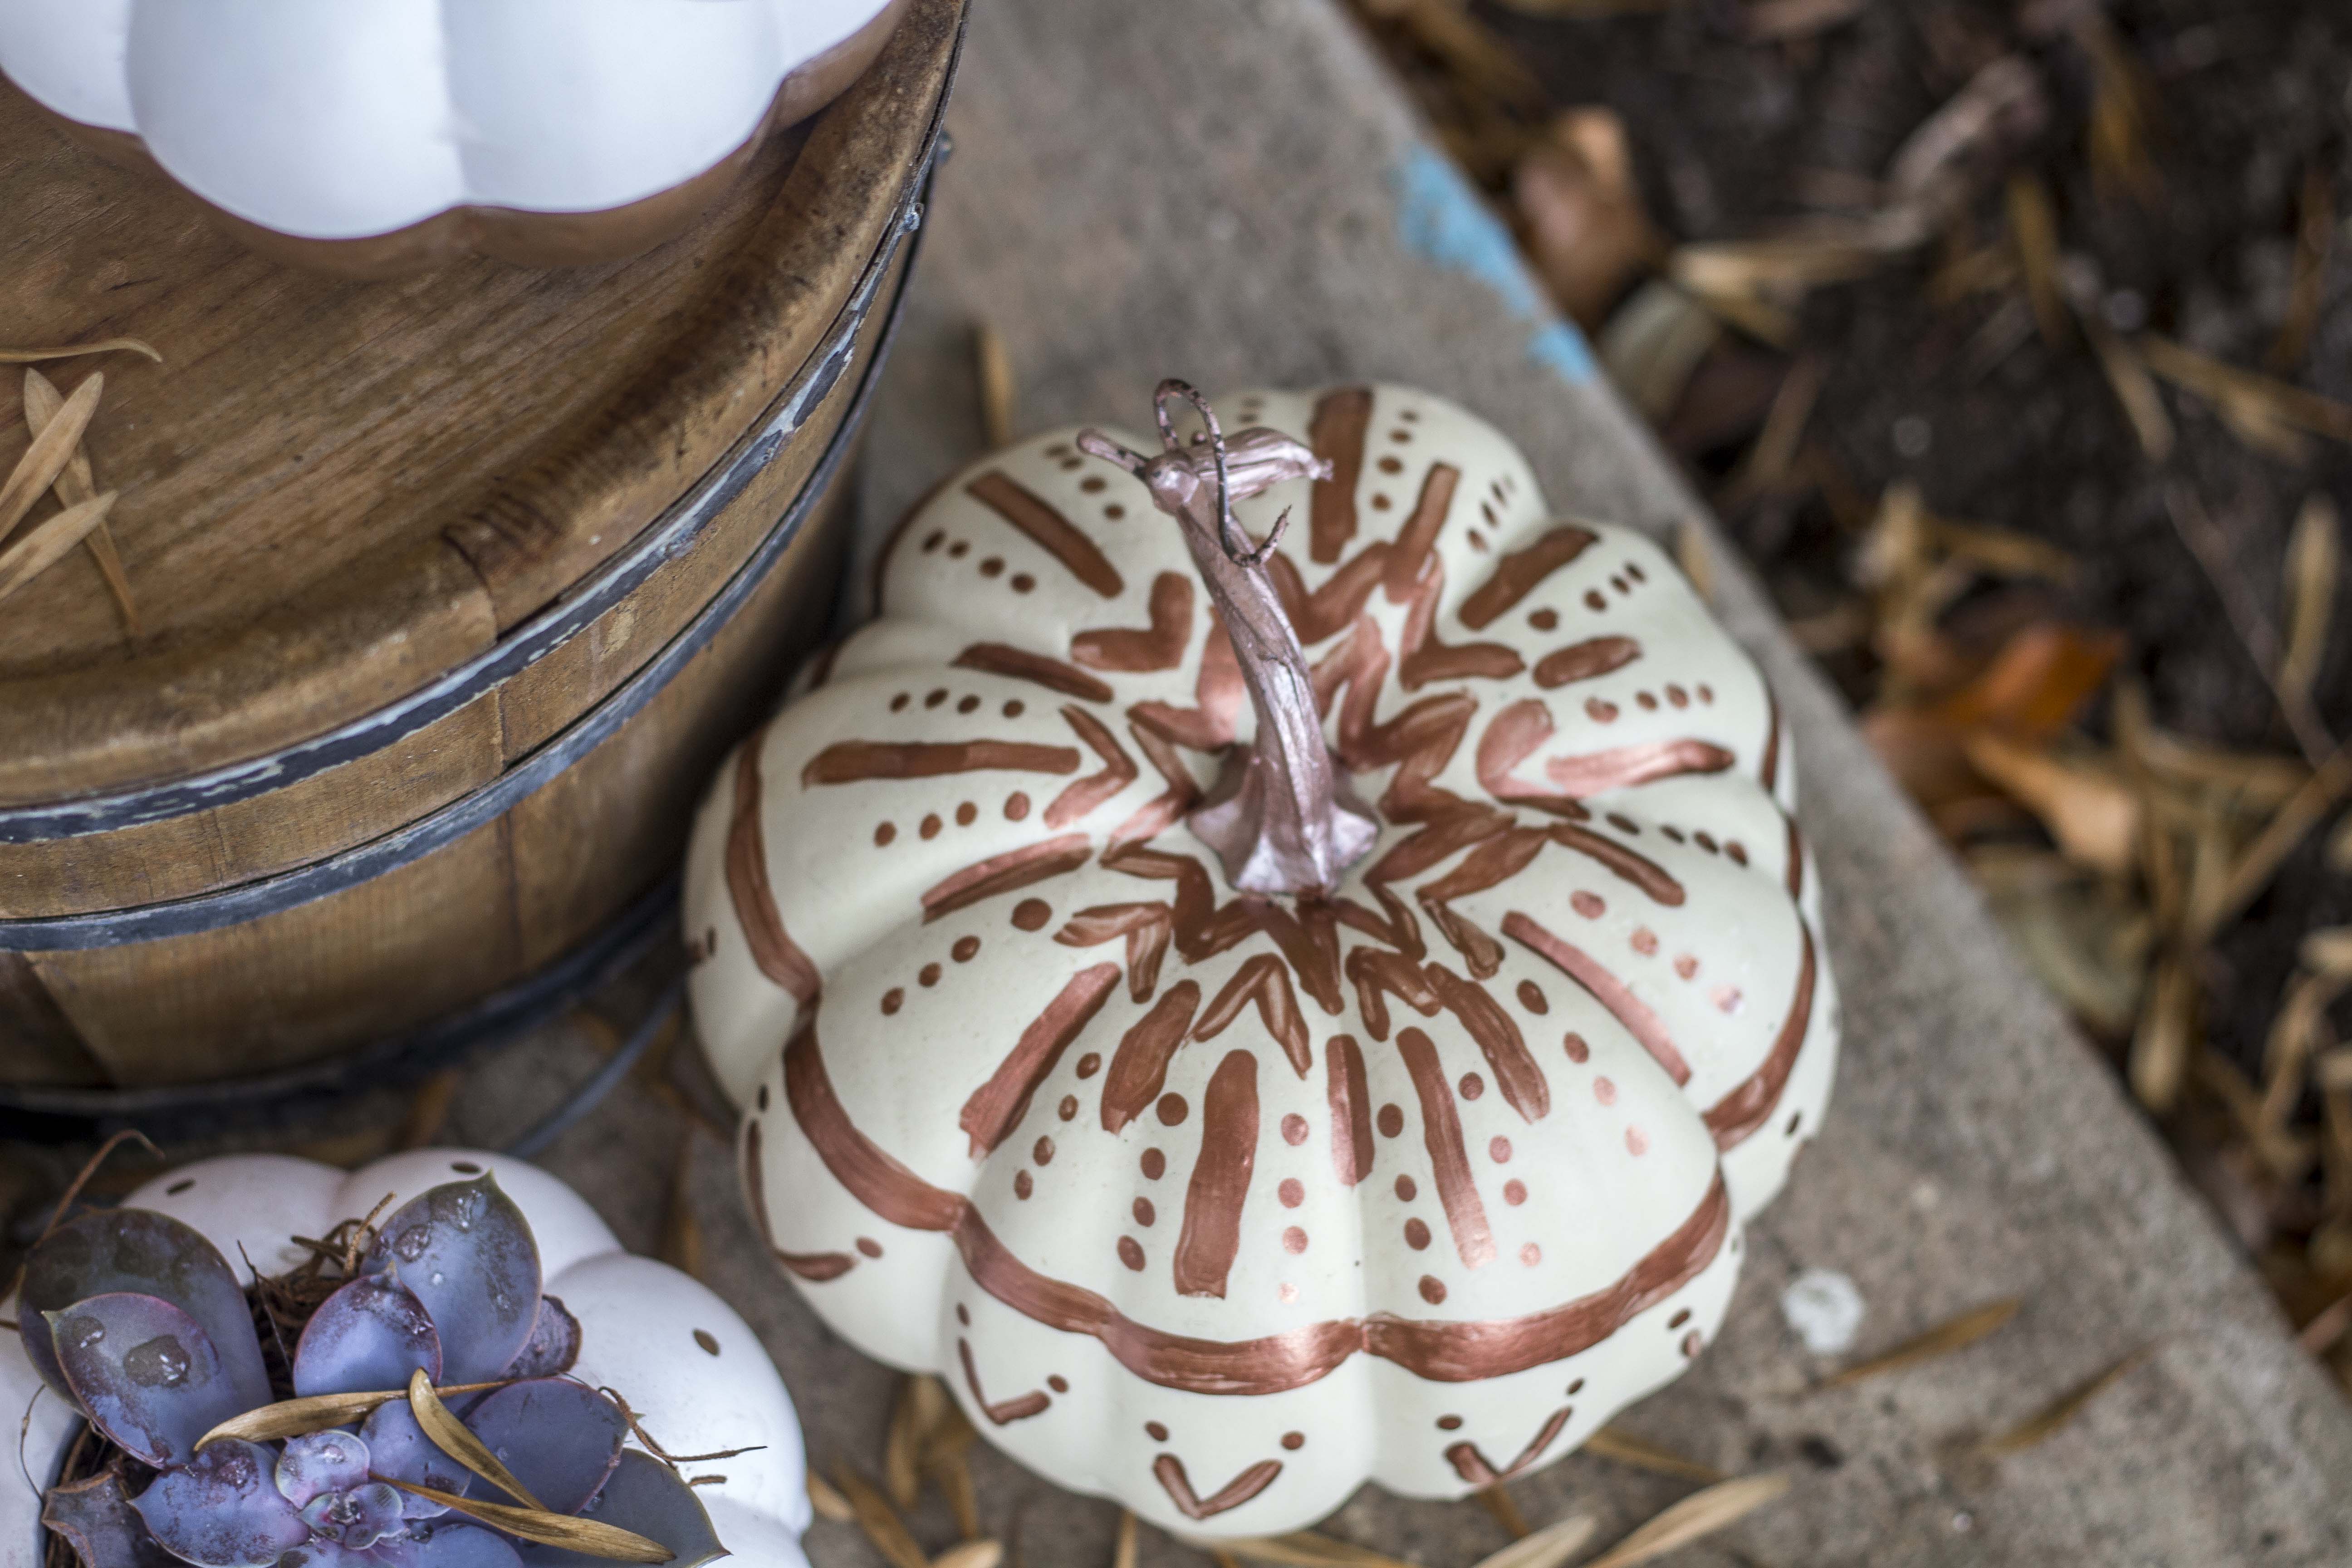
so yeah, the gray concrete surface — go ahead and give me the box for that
[528,1,2352,1563]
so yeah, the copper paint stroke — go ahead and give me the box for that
[1782,811,1805,900]
[1760,689,1784,794]
[1545,823,1686,906]
[1131,618,1244,751]
[1384,464,1461,603]
[957,1338,1052,1425]
[1047,706,1138,828]
[1471,699,1591,820]
[1397,570,1525,691]
[1103,843,1345,1015]
[1702,924,1816,1149]
[954,643,1114,702]
[784,1018,1731,1391]
[1416,827,1548,905]
[1057,904,1173,1002]
[1346,947,1442,1041]
[959,964,1122,1157]
[1368,808,1511,888]
[1308,387,1373,564]
[1194,953,1313,1078]
[1153,1455,1284,1521]
[1113,721,1204,845]
[726,736,820,1005]
[1174,1050,1261,1299]
[921,835,1094,923]
[748,1119,856,1280]
[1424,901,1504,980]
[1444,1405,1574,1485]
[1102,981,1202,1134]
[1073,572,1193,672]
[1533,636,1641,689]
[1543,738,1736,798]
[1269,547,1388,646]
[1334,882,1426,962]
[1425,964,1548,1122]
[1458,526,1599,628]
[1396,1026,1497,1269]
[966,471,1125,598]
[804,740,1081,786]
[1327,1034,1374,1186]
[1501,913,1692,1086]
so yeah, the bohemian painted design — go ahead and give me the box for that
[685,383,1841,1536]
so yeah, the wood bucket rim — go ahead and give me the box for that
[0,72,951,848]
[0,216,921,951]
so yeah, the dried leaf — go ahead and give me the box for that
[806,1473,854,1524]
[1975,1345,2154,1455]
[1882,59,2049,245]
[933,1541,1003,1568]
[833,1465,929,1568]
[0,339,161,365]
[381,1480,670,1563]
[1513,108,1665,331]
[1475,1485,1531,1540]
[193,1381,505,1449]
[1972,848,2151,1035]
[2195,742,2352,943]
[2005,174,2067,348]
[2075,306,2175,462]
[20,368,136,633]
[1929,517,2075,583]
[1112,1510,1137,1568]
[1963,733,2139,874]
[1669,237,1881,301]
[1722,352,1824,508]
[1822,1298,2020,1388]
[1218,1534,1418,1568]
[2306,928,2352,976]
[0,371,103,542]
[2281,495,2339,716]
[0,490,118,606]
[2261,970,2350,1144]
[1581,1426,1725,1482]
[2128,953,2199,1114]
[409,1368,544,1509]
[659,1137,703,1281]
[884,1376,930,1509]
[1466,1513,1597,1568]
[1393,0,1541,110]
[2141,334,2352,445]
[1580,1474,1791,1568]
[1599,281,1723,422]
[975,324,1017,451]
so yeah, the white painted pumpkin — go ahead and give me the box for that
[0,1149,813,1568]
[0,0,903,272]
[684,385,1839,1535]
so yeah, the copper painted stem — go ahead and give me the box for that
[1078,382,1378,897]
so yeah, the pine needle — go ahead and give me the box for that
[2280,495,2339,719]
[21,368,139,634]
[2005,173,2068,349]
[833,1465,930,1568]
[408,1368,543,1509]
[2141,334,2352,446]
[0,491,118,606]
[1466,1512,1597,1568]
[381,1480,670,1563]
[1112,1510,1137,1568]
[1820,1298,2020,1389]
[975,323,1018,450]
[1975,1344,2155,1455]
[1676,520,1715,603]
[0,371,103,542]
[1581,1426,1725,1483]
[196,1381,507,1448]
[1218,1533,1417,1568]
[0,339,161,365]
[1580,1474,1791,1568]
[806,1473,854,1524]
[934,1541,1004,1568]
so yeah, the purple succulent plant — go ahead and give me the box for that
[24,1176,723,1568]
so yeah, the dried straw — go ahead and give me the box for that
[1820,1298,2020,1389]
[1580,1474,1790,1568]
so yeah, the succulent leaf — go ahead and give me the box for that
[130,1438,311,1568]
[278,1431,375,1508]
[40,1469,183,1568]
[458,1381,627,1518]
[364,1178,541,1386]
[501,1295,579,1382]
[371,1523,527,1568]
[512,1451,725,1568]
[361,1400,469,1519]
[20,1209,270,1411]
[49,1293,253,1470]
[275,1545,376,1568]
[298,1481,406,1551]
[293,1276,443,1399]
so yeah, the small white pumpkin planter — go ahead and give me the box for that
[686,383,1840,1535]
[0,0,907,274]
[0,1149,813,1568]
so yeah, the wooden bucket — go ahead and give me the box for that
[0,0,965,1126]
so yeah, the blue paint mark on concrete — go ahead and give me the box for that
[1392,142,1597,386]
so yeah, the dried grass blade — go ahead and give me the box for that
[833,1465,929,1568]
[975,324,1017,451]
[1822,1298,2020,1389]
[2140,335,2352,444]
[0,491,118,606]
[380,1480,669,1563]
[1467,1513,1597,1568]
[196,1382,505,1449]
[0,339,161,365]
[2305,927,2352,976]
[2196,741,2352,944]
[805,1473,853,1524]
[1675,521,1715,604]
[0,372,103,542]
[1581,1474,1791,1568]
[1580,1426,1725,1482]
[1723,352,1824,509]
[2075,307,2174,462]
[1218,1533,1417,1568]
[933,1541,1003,1568]
[883,1376,926,1509]
[409,1368,543,1509]
[1112,1509,1137,1568]
[1476,1484,1531,1539]
[2005,174,2067,348]
[1975,1344,2154,1455]
[2280,495,2339,716]
[2128,953,2198,1114]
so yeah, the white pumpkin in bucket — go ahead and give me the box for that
[686,382,1838,1534]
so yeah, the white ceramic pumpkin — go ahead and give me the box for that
[0,0,906,275]
[0,1148,813,1568]
[684,383,1839,1535]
